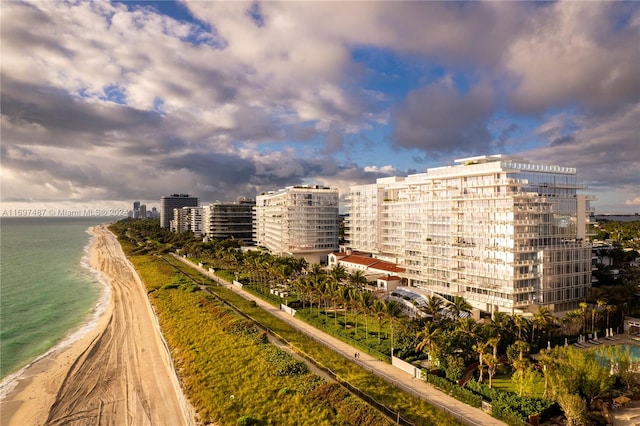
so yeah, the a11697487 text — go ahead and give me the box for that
[2,208,129,217]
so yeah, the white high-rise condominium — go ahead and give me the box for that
[254,185,339,263]
[347,155,593,314]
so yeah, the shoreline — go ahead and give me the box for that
[0,224,194,425]
[0,226,110,399]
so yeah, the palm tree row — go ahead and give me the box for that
[405,301,562,389]
[289,265,404,348]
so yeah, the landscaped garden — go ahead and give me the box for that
[111,218,640,426]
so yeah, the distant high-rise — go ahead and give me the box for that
[139,204,147,219]
[347,155,593,314]
[160,194,199,228]
[254,185,339,263]
[133,200,141,219]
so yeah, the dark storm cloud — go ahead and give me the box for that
[527,104,640,190]
[164,151,255,185]
[1,76,163,148]
[391,82,494,156]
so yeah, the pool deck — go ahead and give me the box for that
[571,333,637,350]
[611,399,640,426]
[578,334,640,426]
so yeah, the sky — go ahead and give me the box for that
[1,0,639,215]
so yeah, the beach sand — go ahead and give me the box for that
[1,224,194,425]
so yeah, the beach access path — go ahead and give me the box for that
[1,225,194,426]
[172,254,505,426]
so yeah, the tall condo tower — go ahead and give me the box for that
[254,185,339,264]
[159,194,199,228]
[347,155,593,314]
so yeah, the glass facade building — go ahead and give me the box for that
[202,198,255,244]
[254,185,339,262]
[160,194,199,228]
[346,155,593,314]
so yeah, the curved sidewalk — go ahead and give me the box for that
[172,255,505,426]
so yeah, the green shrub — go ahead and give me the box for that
[427,375,482,407]
[278,387,294,396]
[263,345,309,376]
[236,415,258,426]
[466,380,557,424]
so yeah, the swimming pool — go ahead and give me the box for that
[596,344,640,363]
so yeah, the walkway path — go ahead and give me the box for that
[171,254,505,426]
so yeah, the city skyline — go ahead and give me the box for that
[2,1,639,215]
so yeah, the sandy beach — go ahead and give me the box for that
[1,224,194,425]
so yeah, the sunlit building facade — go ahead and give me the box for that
[346,155,593,314]
[171,206,202,237]
[254,185,339,263]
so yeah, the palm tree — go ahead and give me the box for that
[347,270,368,290]
[341,285,352,328]
[606,304,617,331]
[532,307,555,346]
[447,295,472,321]
[423,295,444,321]
[386,300,403,354]
[509,340,530,397]
[416,321,443,368]
[484,353,499,388]
[373,299,387,344]
[487,335,501,359]
[456,316,480,340]
[489,311,513,348]
[348,288,362,334]
[512,314,531,342]
[308,273,328,317]
[309,263,325,277]
[327,281,341,325]
[329,263,347,286]
[472,340,490,383]
[560,310,582,336]
[596,299,607,331]
[358,291,375,339]
[579,301,588,335]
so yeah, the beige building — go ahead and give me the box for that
[171,206,202,237]
[346,155,593,314]
[254,185,339,263]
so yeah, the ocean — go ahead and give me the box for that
[0,217,112,383]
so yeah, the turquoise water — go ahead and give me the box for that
[0,217,108,380]
[605,345,640,361]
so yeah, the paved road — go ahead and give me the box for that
[171,254,505,426]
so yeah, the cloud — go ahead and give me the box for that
[363,165,397,174]
[625,197,640,207]
[1,1,638,214]
[391,80,495,156]
[524,103,640,212]
[505,1,640,113]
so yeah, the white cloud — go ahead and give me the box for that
[625,197,640,207]
[363,165,397,174]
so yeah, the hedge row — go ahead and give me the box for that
[425,374,483,408]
